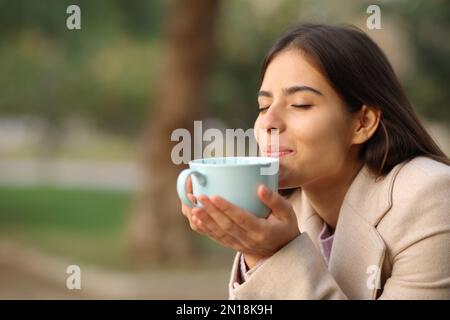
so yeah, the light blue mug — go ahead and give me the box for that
[177,157,279,218]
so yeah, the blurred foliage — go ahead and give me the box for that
[388,0,450,121]
[0,0,448,136]
[0,0,166,134]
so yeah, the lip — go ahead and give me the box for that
[262,144,293,151]
[261,150,294,158]
[260,142,294,157]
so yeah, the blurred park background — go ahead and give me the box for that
[0,0,449,299]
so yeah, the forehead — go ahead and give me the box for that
[261,49,327,92]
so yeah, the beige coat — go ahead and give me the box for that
[229,156,450,299]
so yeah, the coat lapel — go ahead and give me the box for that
[328,163,405,299]
[290,188,324,249]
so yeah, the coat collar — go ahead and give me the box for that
[292,162,405,241]
[294,162,406,299]
[341,163,405,226]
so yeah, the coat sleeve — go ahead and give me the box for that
[228,233,348,300]
[377,166,450,300]
[378,229,450,300]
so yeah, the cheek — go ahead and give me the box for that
[295,110,351,164]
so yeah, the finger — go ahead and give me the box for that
[257,185,292,219]
[183,203,208,236]
[181,202,191,218]
[197,195,250,241]
[193,208,243,250]
[193,212,229,239]
[210,195,263,230]
[181,193,197,218]
[187,193,197,205]
[187,213,201,233]
[186,175,193,194]
[182,194,212,237]
[188,206,215,236]
[191,214,210,235]
[192,206,228,240]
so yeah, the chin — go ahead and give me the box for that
[277,176,300,190]
[277,165,299,188]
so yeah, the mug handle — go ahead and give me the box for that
[177,169,207,208]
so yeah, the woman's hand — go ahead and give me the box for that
[180,176,207,235]
[180,179,300,269]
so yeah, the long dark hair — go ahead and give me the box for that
[260,24,449,195]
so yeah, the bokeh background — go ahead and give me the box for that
[0,0,449,299]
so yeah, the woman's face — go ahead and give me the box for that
[254,48,360,189]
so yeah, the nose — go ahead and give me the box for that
[259,104,286,133]
[256,104,286,150]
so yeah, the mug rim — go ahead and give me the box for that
[189,156,279,167]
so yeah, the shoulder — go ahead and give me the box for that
[378,157,450,293]
[395,156,450,181]
[384,156,450,233]
[392,156,450,199]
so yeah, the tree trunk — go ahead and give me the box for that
[127,0,220,265]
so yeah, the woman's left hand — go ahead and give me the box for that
[191,185,300,269]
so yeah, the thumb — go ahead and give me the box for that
[258,185,292,218]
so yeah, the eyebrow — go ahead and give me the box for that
[258,85,323,98]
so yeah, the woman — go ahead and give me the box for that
[180,24,450,299]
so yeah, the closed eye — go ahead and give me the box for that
[258,104,313,113]
[291,104,313,109]
[258,106,270,113]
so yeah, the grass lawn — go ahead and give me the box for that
[0,185,232,271]
[0,185,131,269]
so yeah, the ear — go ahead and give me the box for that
[351,105,381,145]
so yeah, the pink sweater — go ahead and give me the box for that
[237,223,334,284]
